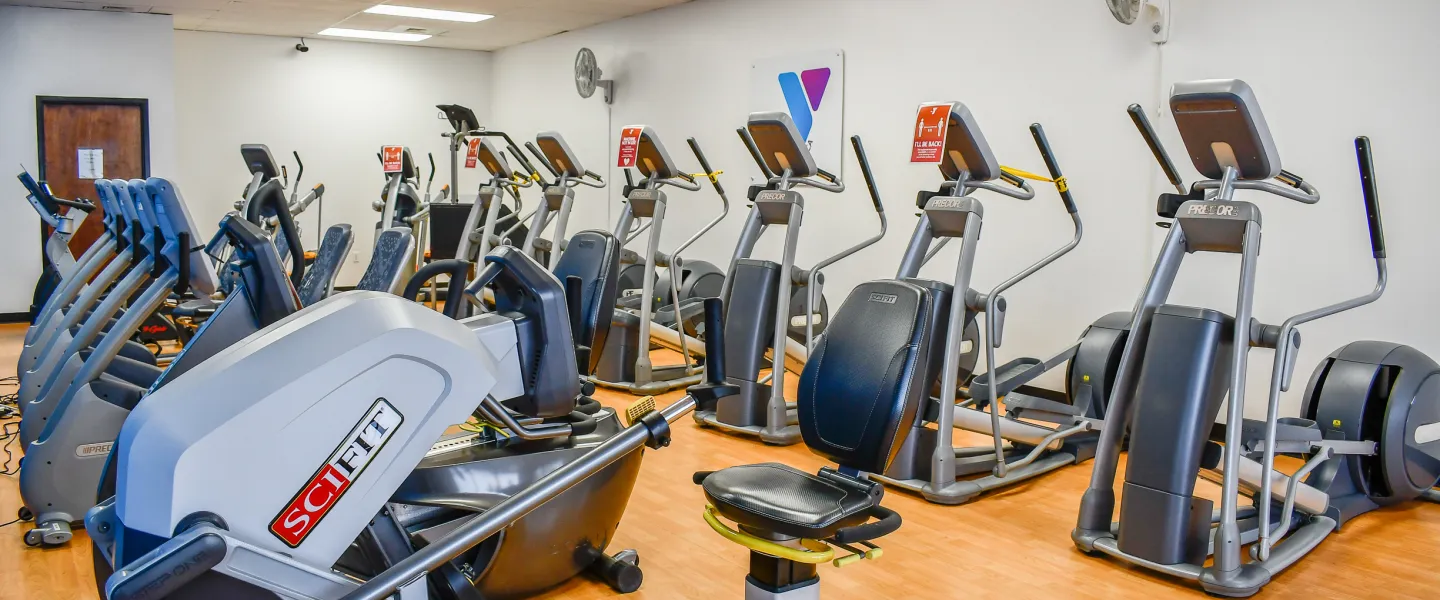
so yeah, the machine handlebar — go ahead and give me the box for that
[1029,123,1077,214]
[687,137,725,196]
[849,135,885,214]
[1127,103,1186,193]
[1355,136,1386,258]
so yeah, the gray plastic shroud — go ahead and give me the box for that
[1170,79,1280,181]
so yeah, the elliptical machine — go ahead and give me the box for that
[692,111,885,445]
[592,126,731,395]
[1071,79,1440,597]
[869,102,1130,505]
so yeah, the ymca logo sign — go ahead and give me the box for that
[777,68,832,143]
[751,50,845,175]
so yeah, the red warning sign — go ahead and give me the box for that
[465,138,481,169]
[382,146,404,173]
[617,126,643,168]
[911,103,952,163]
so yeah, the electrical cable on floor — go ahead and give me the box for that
[0,420,19,476]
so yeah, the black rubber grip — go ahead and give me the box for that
[834,505,902,544]
[1028,123,1077,214]
[816,168,837,183]
[702,297,726,384]
[687,137,726,195]
[292,151,304,182]
[1276,169,1306,189]
[313,183,325,197]
[677,171,696,183]
[568,409,599,436]
[999,170,1025,187]
[737,127,775,178]
[850,136,884,213]
[53,197,96,212]
[247,183,306,290]
[1354,136,1386,258]
[150,226,164,277]
[1127,104,1184,189]
[585,169,604,182]
[403,259,473,319]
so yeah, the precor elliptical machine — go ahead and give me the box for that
[1071,79,1440,596]
[592,126,731,395]
[693,112,886,445]
[869,102,1132,505]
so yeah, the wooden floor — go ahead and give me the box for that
[1,321,1437,599]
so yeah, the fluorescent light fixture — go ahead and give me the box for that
[318,27,431,42]
[364,4,493,23]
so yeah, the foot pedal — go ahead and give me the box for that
[624,396,657,426]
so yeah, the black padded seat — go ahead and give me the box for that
[702,463,880,540]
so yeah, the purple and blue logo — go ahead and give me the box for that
[777,68,832,141]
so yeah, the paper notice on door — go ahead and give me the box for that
[77,148,104,179]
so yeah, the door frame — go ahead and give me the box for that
[34,95,151,181]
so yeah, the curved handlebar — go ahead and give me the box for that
[428,153,437,183]
[1029,123,1077,214]
[244,183,306,290]
[291,151,304,190]
[52,196,96,213]
[1127,104,1186,193]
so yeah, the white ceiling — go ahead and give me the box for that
[0,0,691,50]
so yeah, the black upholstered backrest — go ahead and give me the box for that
[551,230,621,375]
[297,224,354,306]
[798,279,941,473]
[357,227,414,294]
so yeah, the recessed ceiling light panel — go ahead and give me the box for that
[318,27,432,41]
[364,4,494,23]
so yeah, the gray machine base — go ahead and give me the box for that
[590,370,705,396]
[875,446,1079,505]
[746,577,819,600]
[693,409,802,446]
[24,520,72,547]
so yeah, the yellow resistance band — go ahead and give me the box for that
[690,170,724,185]
[1000,165,1069,193]
[703,506,834,563]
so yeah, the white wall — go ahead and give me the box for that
[1153,0,1440,416]
[0,6,177,314]
[490,0,1440,414]
[490,0,1161,383]
[173,31,493,285]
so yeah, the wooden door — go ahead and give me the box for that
[37,97,149,256]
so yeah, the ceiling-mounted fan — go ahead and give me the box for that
[574,48,614,104]
[1106,0,1170,43]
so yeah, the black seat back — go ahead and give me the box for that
[357,228,415,294]
[297,224,354,306]
[551,230,620,374]
[797,279,943,473]
[487,245,581,418]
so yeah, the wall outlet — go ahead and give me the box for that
[351,250,361,264]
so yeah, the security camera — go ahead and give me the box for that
[295,39,310,53]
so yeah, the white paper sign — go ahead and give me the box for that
[749,50,845,177]
[77,148,104,179]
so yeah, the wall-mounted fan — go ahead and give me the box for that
[574,47,614,104]
[1106,0,1170,43]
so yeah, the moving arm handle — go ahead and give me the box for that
[833,505,902,544]
[525,141,561,182]
[404,259,473,319]
[1356,136,1386,258]
[1029,123,1077,214]
[51,196,96,212]
[1127,103,1186,193]
[852,134,885,215]
[688,137,727,196]
[292,151,304,191]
